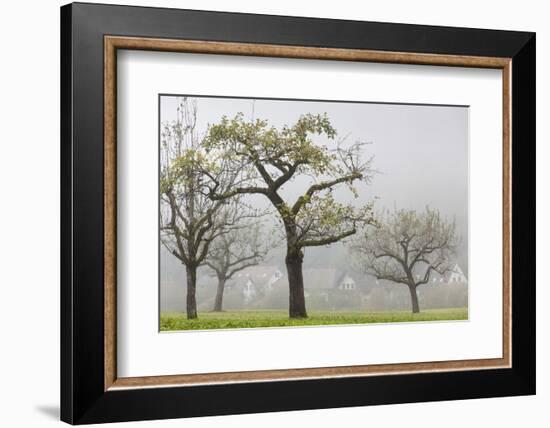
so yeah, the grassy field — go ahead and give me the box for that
[160,308,468,331]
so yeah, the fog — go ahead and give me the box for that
[160,95,469,312]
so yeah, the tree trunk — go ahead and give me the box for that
[186,265,198,319]
[213,276,226,312]
[408,283,420,313]
[285,250,308,318]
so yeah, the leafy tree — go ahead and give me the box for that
[352,207,458,313]
[201,112,375,318]
[205,220,268,312]
[160,98,236,319]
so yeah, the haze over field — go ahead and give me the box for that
[160,95,469,314]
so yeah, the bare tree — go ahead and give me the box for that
[205,221,268,312]
[201,112,375,318]
[352,207,458,313]
[160,97,235,319]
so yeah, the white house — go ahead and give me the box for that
[447,264,468,284]
[337,274,357,291]
[428,263,467,285]
[233,266,285,304]
[266,269,283,290]
[243,278,257,303]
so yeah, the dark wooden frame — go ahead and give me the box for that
[61,2,536,424]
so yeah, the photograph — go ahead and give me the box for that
[52,2,536,424]
[159,95,469,331]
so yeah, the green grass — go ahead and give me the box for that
[160,308,468,331]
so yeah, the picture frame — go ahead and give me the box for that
[60,2,535,424]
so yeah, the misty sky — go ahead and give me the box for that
[160,95,469,269]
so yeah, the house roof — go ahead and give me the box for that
[303,268,338,290]
[417,263,468,284]
[230,266,398,291]
[231,265,285,288]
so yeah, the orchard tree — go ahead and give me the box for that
[160,98,235,319]
[205,221,268,312]
[201,112,375,318]
[352,207,458,313]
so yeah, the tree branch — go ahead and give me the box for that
[301,228,356,248]
[209,186,269,200]
[292,172,362,214]
[227,261,261,280]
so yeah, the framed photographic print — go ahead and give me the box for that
[60,2,536,424]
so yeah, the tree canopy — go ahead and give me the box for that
[201,112,375,254]
[351,207,459,313]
